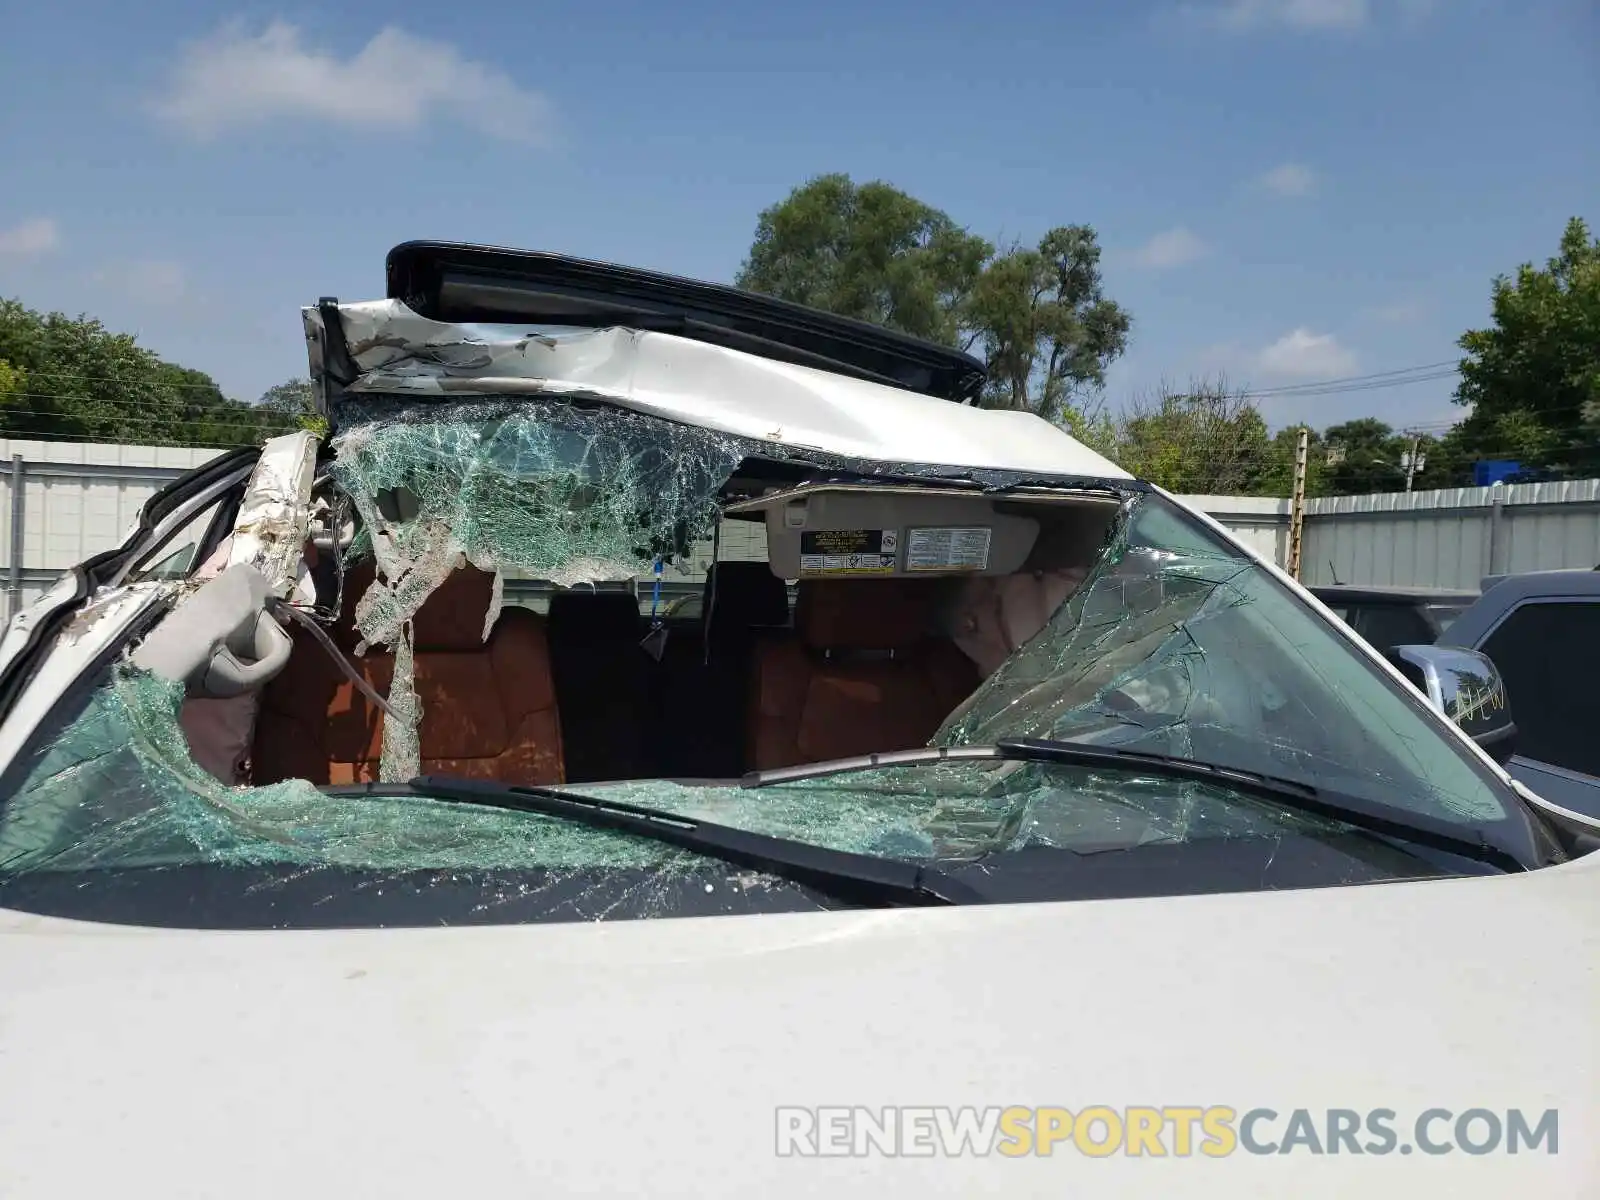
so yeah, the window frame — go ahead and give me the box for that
[113,475,243,587]
[1474,595,1600,779]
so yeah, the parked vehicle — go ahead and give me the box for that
[1310,584,1478,647]
[1435,569,1600,819]
[0,242,1595,1198]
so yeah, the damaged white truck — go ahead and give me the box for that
[0,243,1594,1197]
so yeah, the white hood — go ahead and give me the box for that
[0,852,1595,1198]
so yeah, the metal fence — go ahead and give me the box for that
[0,440,226,622]
[1302,478,1600,588]
[1184,481,1600,589]
[3,438,1597,623]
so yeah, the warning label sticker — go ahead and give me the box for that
[799,529,898,575]
[905,527,992,572]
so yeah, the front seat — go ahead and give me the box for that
[650,560,791,779]
[545,589,648,782]
[747,579,981,770]
[254,562,564,786]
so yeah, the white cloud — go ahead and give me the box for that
[1256,328,1358,377]
[153,21,554,143]
[1132,227,1210,269]
[0,217,61,257]
[1191,0,1370,31]
[1258,162,1317,197]
[95,260,190,305]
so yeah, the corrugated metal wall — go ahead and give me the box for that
[1148,483,1600,590]
[1301,479,1600,589]
[0,439,230,621]
[1171,494,1290,565]
[2,439,1597,622]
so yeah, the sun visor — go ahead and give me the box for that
[736,487,1041,580]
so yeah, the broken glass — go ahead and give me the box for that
[0,666,676,874]
[327,397,751,778]
[0,402,1522,915]
[935,495,1511,825]
[0,664,1360,886]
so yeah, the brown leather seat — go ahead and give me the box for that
[545,589,649,783]
[253,562,564,786]
[747,579,981,770]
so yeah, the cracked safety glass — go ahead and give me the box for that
[327,398,751,779]
[934,495,1510,825]
[0,401,1522,928]
[0,664,1369,880]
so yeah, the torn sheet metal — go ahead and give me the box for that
[301,305,330,414]
[310,299,1130,478]
[61,584,168,647]
[227,430,320,597]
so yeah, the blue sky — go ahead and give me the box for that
[1,0,1594,434]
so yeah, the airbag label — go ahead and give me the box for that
[906,527,991,571]
[799,528,898,575]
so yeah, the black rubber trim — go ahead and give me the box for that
[385,240,987,403]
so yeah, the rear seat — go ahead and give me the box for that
[649,561,790,779]
[747,579,981,770]
[253,561,564,786]
[545,589,649,782]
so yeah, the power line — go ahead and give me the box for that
[1239,370,1460,401]
[1237,360,1461,397]
[10,367,300,396]
[0,398,297,431]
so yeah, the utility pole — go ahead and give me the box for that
[1402,432,1425,493]
[1288,426,1309,580]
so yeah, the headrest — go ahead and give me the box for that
[796,579,941,652]
[547,589,641,640]
[704,561,789,634]
[411,565,499,652]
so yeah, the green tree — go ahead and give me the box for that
[0,298,182,441]
[1321,418,1410,495]
[737,174,991,345]
[964,227,1131,422]
[1059,401,1121,464]
[0,358,26,421]
[1253,426,1330,499]
[1113,378,1272,494]
[738,175,1130,425]
[1453,217,1600,475]
[162,362,246,445]
[258,378,325,437]
[0,298,300,447]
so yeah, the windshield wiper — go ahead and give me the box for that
[742,739,1530,873]
[340,775,985,907]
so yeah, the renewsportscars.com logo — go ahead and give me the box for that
[775,1106,1560,1159]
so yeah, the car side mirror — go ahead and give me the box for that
[1387,644,1517,764]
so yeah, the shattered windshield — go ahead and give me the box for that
[0,396,1528,926]
[328,398,750,780]
[0,662,1394,876]
[934,496,1511,825]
